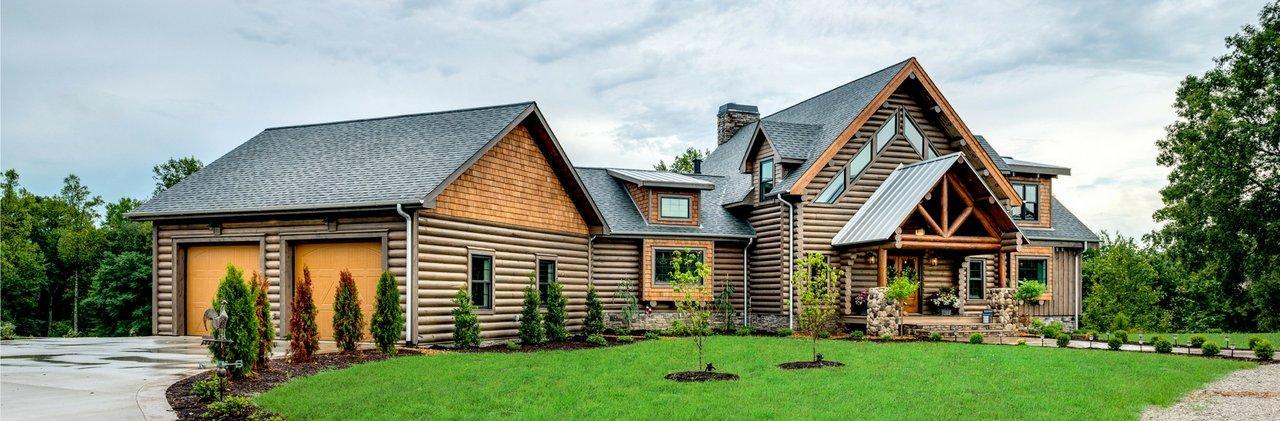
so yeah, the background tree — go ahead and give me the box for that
[332,270,364,353]
[250,273,273,370]
[1081,234,1170,331]
[653,147,711,173]
[519,274,544,345]
[210,265,258,378]
[1151,2,1279,331]
[289,267,320,363]
[583,285,605,337]
[452,289,481,347]
[544,278,568,341]
[152,156,204,195]
[669,249,712,370]
[80,252,151,336]
[370,271,404,354]
[1,170,50,335]
[791,252,841,362]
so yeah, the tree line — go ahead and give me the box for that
[1,157,203,337]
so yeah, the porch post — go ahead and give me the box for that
[997,252,1007,288]
[877,248,888,287]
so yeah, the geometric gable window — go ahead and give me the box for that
[814,168,846,204]
[903,113,927,157]
[875,112,897,154]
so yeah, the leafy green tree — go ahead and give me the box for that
[1081,234,1170,332]
[288,267,320,363]
[1151,2,1279,331]
[210,265,258,378]
[543,278,568,342]
[653,147,711,173]
[332,270,364,353]
[81,252,151,336]
[101,197,150,255]
[370,271,404,354]
[791,252,841,361]
[451,289,481,347]
[1,170,50,335]
[250,273,274,370]
[519,274,544,345]
[669,249,712,369]
[583,285,605,337]
[152,156,204,195]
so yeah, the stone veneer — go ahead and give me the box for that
[606,311,789,332]
[986,288,1018,331]
[864,287,902,337]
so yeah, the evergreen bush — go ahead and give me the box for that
[643,331,659,340]
[617,335,634,343]
[1108,337,1124,350]
[1189,334,1207,348]
[249,273,273,371]
[1056,333,1071,347]
[928,332,942,342]
[191,371,225,402]
[735,326,753,336]
[518,275,544,345]
[1253,340,1273,361]
[583,285,605,337]
[210,265,258,378]
[777,328,794,337]
[451,289,481,347]
[586,333,607,346]
[1112,330,1129,343]
[332,270,364,353]
[1152,336,1173,353]
[288,267,320,363]
[1201,341,1221,356]
[370,271,404,354]
[505,340,520,350]
[543,279,568,342]
[850,330,865,341]
[969,333,984,344]
[1247,335,1264,350]
[1042,321,1065,339]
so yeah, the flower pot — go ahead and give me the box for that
[939,308,953,316]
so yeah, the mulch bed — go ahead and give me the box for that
[433,335,645,353]
[777,360,846,370]
[167,348,428,420]
[665,371,739,382]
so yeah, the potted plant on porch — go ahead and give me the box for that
[929,287,959,316]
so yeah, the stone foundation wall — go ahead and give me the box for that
[865,287,901,337]
[987,288,1018,331]
[605,311,790,332]
[1033,315,1077,331]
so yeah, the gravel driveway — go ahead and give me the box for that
[1143,363,1280,420]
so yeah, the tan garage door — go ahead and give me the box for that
[186,244,260,336]
[293,242,382,340]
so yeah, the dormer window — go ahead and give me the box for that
[759,158,774,200]
[1011,182,1039,221]
[659,195,691,219]
[875,112,897,153]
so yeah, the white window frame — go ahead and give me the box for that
[657,195,692,220]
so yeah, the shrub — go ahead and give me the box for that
[1112,330,1129,343]
[249,273,273,371]
[1016,339,1028,346]
[928,332,942,342]
[505,340,520,350]
[616,335,634,343]
[817,331,832,339]
[1253,340,1274,361]
[543,279,568,342]
[713,282,737,331]
[332,270,365,353]
[969,333,984,344]
[518,276,544,345]
[1108,337,1123,350]
[1013,281,1046,302]
[210,265,258,377]
[735,326,753,336]
[880,333,892,341]
[1152,336,1173,353]
[667,320,687,336]
[451,289,481,347]
[0,322,15,340]
[1074,329,1097,340]
[191,371,225,402]
[1247,335,1264,350]
[643,331,659,340]
[288,267,320,363]
[850,330,865,341]
[370,271,404,354]
[612,289,639,336]
[1201,341,1221,356]
[1056,333,1071,348]
[203,395,259,421]
[777,328,794,337]
[1188,334,1207,348]
[1027,319,1045,335]
[1042,322,1065,339]
[586,333,607,346]
[583,285,605,337]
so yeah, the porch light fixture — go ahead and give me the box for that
[914,228,926,236]
[928,257,939,266]
[866,253,877,264]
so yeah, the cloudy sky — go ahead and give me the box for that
[1,0,1268,237]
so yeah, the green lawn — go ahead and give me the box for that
[1087,331,1280,347]
[256,337,1251,420]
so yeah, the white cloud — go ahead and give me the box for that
[1,0,1269,237]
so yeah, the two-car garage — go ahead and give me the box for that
[182,241,383,340]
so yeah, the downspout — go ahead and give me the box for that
[742,237,754,327]
[1075,245,1083,331]
[777,193,795,331]
[395,204,416,345]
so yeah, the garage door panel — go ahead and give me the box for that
[185,245,259,336]
[294,242,382,340]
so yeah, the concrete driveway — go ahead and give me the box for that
[1,336,208,421]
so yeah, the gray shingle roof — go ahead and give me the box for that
[131,102,534,217]
[973,135,1011,174]
[605,168,715,190]
[758,120,822,161]
[701,121,756,204]
[576,167,754,238]
[831,153,962,246]
[1023,197,1100,243]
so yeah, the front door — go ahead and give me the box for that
[887,255,921,313]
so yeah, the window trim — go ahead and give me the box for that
[1012,182,1041,221]
[536,256,557,304]
[1016,256,1049,287]
[874,110,899,154]
[966,260,985,300]
[847,143,874,184]
[903,111,929,158]
[651,247,707,286]
[758,158,775,201]
[657,195,693,220]
[468,250,495,311]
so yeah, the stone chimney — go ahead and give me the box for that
[717,103,759,145]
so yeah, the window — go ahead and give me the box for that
[758,159,774,200]
[875,112,897,153]
[848,145,871,183]
[537,259,556,301]
[469,254,493,309]
[815,168,846,204]
[1017,258,1047,286]
[658,196,691,219]
[653,249,705,285]
[967,260,984,299]
[925,144,938,159]
[1011,183,1040,220]
[903,114,926,156]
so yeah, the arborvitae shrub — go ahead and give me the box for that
[451,289,480,347]
[1056,333,1071,348]
[543,279,568,342]
[583,285,605,337]
[1153,336,1173,353]
[370,271,404,354]
[249,273,273,371]
[969,333,984,344]
[1201,341,1221,356]
[1108,337,1124,350]
[289,267,320,363]
[210,265,258,378]
[519,276,544,345]
[1189,334,1207,348]
[1253,340,1274,361]
[332,270,365,353]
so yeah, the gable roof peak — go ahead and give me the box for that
[263,101,536,132]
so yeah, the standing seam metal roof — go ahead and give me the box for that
[831,153,961,246]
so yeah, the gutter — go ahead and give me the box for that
[742,237,753,327]
[395,204,416,345]
[778,193,795,331]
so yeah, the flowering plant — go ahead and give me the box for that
[930,287,959,309]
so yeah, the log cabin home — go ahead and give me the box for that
[131,57,1096,344]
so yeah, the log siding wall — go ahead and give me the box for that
[1008,175,1053,229]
